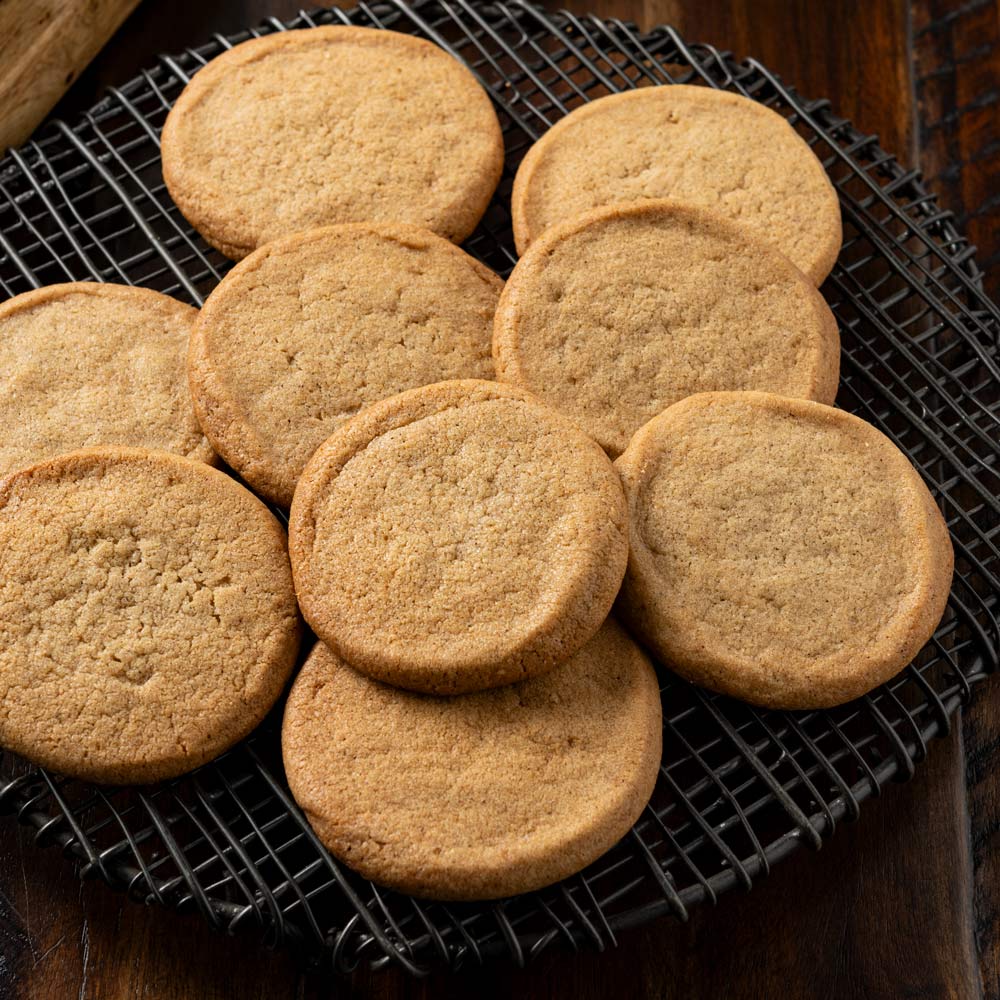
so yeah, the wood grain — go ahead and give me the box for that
[580,0,916,162]
[0,1,993,998]
[912,0,1000,293]
[0,0,140,152]
[910,5,1000,999]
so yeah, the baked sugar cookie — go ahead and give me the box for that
[512,85,841,284]
[0,283,213,475]
[282,619,662,900]
[615,392,953,709]
[189,223,502,507]
[288,379,627,694]
[493,201,839,457]
[162,26,504,259]
[0,448,302,783]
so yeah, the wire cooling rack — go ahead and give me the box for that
[0,0,997,976]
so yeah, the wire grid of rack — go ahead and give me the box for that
[0,0,997,976]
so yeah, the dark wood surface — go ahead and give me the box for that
[1,1,997,997]
[910,5,1000,999]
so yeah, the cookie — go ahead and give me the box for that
[189,223,503,507]
[288,379,627,695]
[0,282,214,476]
[511,85,842,285]
[493,201,840,457]
[615,392,954,709]
[282,618,662,900]
[0,447,302,783]
[162,26,504,260]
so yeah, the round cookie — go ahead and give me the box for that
[189,223,503,507]
[493,201,840,457]
[282,618,663,900]
[288,379,628,695]
[615,392,954,709]
[162,26,504,259]
[0,282,214,476]
[511,85,842,285]
[0,447,302,783]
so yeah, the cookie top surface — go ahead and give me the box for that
[615,392,954,708]
[161,26,504,259]
[189,224,503,506]
[0,448,302,783]
[0,283,214,476]
[282,618,662,900]
[493,201,840,457]
[288,379,628,694]
[511,85,842,284]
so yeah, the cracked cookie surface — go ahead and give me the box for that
[0,447,302,783]
[188,223,502,507]
[615,391,954,708]
[162,25,504,259]
[288,380,628,694]
[494,201,840,457]
[511,85,842,284]
[0,282,214,476]
[281,619,662,899]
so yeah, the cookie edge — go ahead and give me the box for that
[614,390,954,709]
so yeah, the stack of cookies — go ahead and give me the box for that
[0,25,953,902]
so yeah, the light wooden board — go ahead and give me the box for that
[0,0,140,151]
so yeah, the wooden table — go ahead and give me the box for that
[2,1,998,997]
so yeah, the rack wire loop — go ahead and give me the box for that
[0,0,996,974]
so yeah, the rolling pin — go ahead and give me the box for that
[0,0,140,153]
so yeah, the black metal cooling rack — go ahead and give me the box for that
[0,0,998,977]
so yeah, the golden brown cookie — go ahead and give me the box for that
[512,85,842,284]
[162,26,504,259]
[0,447,302,783]
[288,379,628,695]
[282,618,662,900]
[615,392,954,709]
[494,201,840,457]
[0,283,214,475]
[189,223,503,507]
